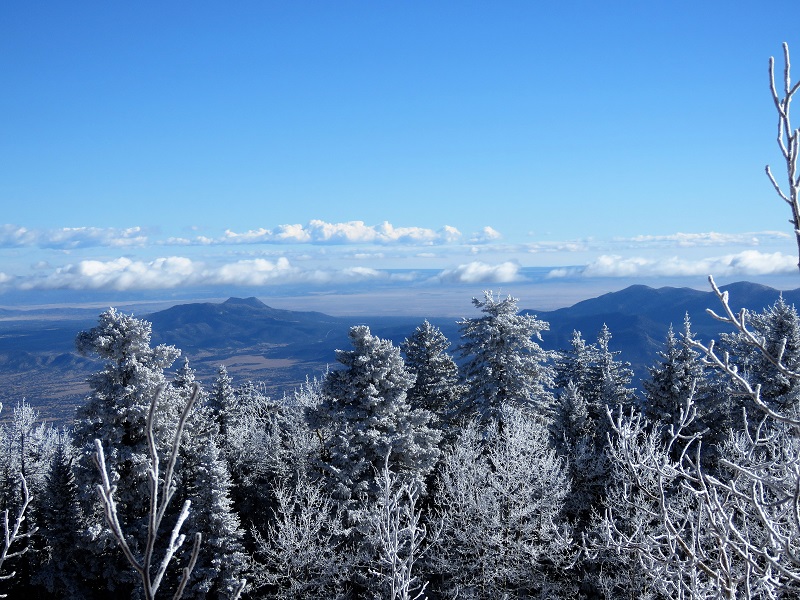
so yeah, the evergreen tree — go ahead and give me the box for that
[35,432,90,597]
[551,381,607,521]
[166,358,250,598]
[401,320,462,426]
[316,326,441,510]
[593,324,637,414]
[642,315,721,458]
[554,330,596,395]
[71,308,183,596]
[643,317,704,429]
[722,296,800,415]
[553,325,635,448]
[552,324,636,573]
[456,291,555,422]
[209,365,236,442]
[181,439,248,599]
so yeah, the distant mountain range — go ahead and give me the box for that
[1,281,797,424]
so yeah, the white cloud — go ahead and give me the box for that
[218,220,464,246]
[566,250,797,278]
[20,256,197,290]
[526,241,588,253]
[16,255,393,291]
[211,257,298,286]
[619,231,790,248]
[438,261,521,284]
[0,225,149,249]
[469,226,502,244]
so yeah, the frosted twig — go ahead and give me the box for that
[0,474,37,597]
[689,275,800,427]
[766,42,800,271]
[94,384,202,600]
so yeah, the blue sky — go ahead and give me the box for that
[2,1,800,313]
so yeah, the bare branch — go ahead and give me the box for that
[93,384,205,600]
[766,42,800,271]
[0,474,38,596]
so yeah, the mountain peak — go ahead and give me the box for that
[222,296,268,309]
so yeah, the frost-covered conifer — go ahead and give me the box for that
[163,358,250,599]
[552,325,634,546]
[401,320,462,425]
[643,315,723,461]
[317,326,440,512]
[35,432,90,597]
[554,330,596,394]
[644,316,706,428]
[456,291,555,422]
[71,308,183,595]
[593,323,636,413]
[209,365,236,441]
[551,382,608,524]
[180,438,248,600]
[722,296,800,414]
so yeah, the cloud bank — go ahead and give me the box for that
[547,250,797,278]
[618,231,790,248]
[14,255,397,292]
[0,225,149,249]
[437,261,521,284]
[172,220,466,246]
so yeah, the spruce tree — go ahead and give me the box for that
[180,439,248,599]
[729,296,800,414]
[317,326,440,510]
[401,320,462,425]
[71,308,183,596]
[36,432,90,596]
[456,291,555,422]
[643,315,717,453]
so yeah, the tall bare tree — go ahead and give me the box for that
[766,42,800,271]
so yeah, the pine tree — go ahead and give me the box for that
[71,308,183,596]
[554,330,596,395]
[643,315,719,456]
[401,320,462,426]
[723,296,800,414]
[456,291,555,422]
[316,326,441,510]
[35,432,90,596]
[180,439,248,599]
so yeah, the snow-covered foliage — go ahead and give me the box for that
[253,474,353,599]
[429,404,573,598]
[365,455,433,600]
[316,325,441,509]
[456,291,555,422]
[401,320,462,425]
[720,295,800,414]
